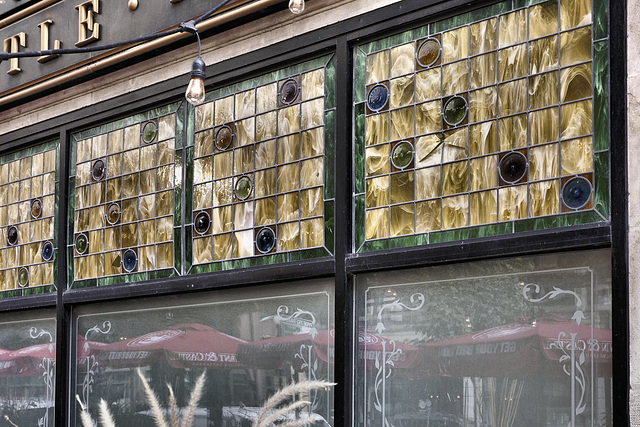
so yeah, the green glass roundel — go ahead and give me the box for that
[75,233,88,255]
[235,176,253,200]
[417,38,441,67]
[142,121,158,144]
[443,96,468,126]
[18,267,28,287]
[391,141,414,169]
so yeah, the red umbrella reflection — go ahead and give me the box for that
[96,323,247,369]
[421,315,612,378]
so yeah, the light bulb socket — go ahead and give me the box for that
[190,56,206,80]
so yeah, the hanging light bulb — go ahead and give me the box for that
[186,56,206,105]
[288,0,305,14]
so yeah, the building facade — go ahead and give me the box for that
[0,0,629,426]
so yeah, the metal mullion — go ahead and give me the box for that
[334,34,354,427]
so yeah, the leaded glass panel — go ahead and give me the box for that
[353,0,609,252]
[188,55,335,274]
[69,104,183,288]
[0,142,58,297]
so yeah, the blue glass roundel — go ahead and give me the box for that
[562,177,592,209]
[41,241,54,262]
[256,227,276,254]
[122,249,138,273]
[367,84,389,111]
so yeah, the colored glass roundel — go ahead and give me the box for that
[562,177,592,209]
[280,79,299,105]
[106,203,120,225]
[75,233,88,255]
[41,241,54,262]
[443,96,467,126]
[194,211,211,235]
[17,267,29,287]
[417,38,441,67]
[31,198,42,219]
[367,84,389,111]
[7,226,18,246]
[122,249,138,273]
[391,141,414,169]
[142,121,158,143]
[91,159,105,181]
[235,176,253,200]
[215,126,233,151]
[499,152,528,184]
[256,227,276,253]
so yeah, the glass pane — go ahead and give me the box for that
[0,142,58,298]
[354,0,608,251]
[189,56,334,270]
[74,280,334,427]
[70,105,181,287]
[0,314,56,426]
[355,249,612,427]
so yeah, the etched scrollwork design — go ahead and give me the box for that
[276,305,318,338]
[373,340,402,427]
[522,283,585,324]
[29,328,54,427]
[375,293,425,334]
[81,321,112,408]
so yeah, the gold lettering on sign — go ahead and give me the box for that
[37,20,61,64]
[75,0,100,47]
[3,32,26,75]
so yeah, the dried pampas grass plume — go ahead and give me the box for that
[253,380,336,427]
[75,368,206,427]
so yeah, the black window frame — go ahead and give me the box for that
[0,0,627,425]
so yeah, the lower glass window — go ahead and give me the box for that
[355,249,611,427]
[73,279,334,427]
[0,312,56,427]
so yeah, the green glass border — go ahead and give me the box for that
[594,0,608,41]
[353,0,610,253]
[0,140,60,299]
[594,41,609,152]
[68,104,183,289]
[73,103,181,141]
[207,55,333,104]
[325,55,337,110]
[325,110,336,200]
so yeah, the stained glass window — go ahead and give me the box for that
[353,0,609,252]
[188,55,335,274]
[0,142,58,298]
[69,104,183,288]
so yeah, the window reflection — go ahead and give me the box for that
[74,280,334,427]
[356,249,612,427]
[0,316,56,427]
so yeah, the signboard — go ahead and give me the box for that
[0,0,249,94]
